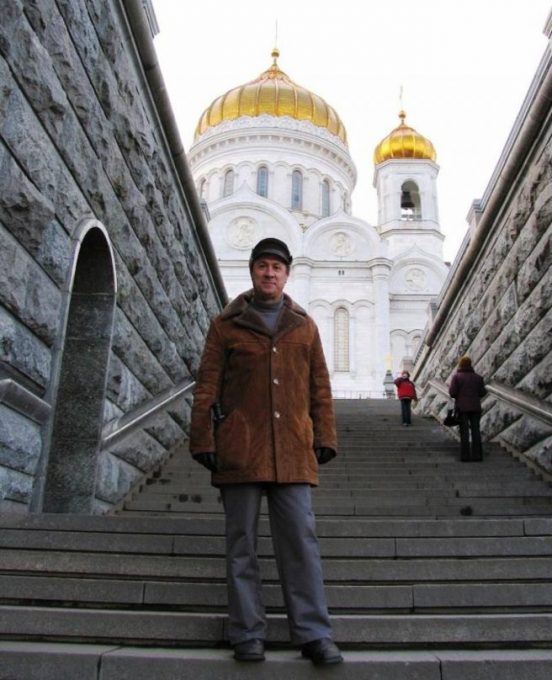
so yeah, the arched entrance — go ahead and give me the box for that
[42,222,117,513]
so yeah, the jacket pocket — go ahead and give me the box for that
[214,410,251,471]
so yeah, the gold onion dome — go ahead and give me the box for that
[373,110,436,164]
[194,48,348,145]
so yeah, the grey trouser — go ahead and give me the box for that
[220,483,333,646]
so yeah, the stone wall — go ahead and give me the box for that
[414,26,552,475]
[0,0,224,512]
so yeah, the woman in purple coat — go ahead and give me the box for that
[449,356,487,462]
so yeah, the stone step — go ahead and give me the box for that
[139,476,551,492]
[2,574,552,613]
[2,514,548,537]
[320,462,525,469]
[140,481,551,497]
[118,505,552,519]
[2,397,551,670]
[163,471,526,487]
[2,548,551,581]
[2,528,552,557]
[158,473,538,489]
[2,643,552,680]
[326,455,523,464]
[1,606,552,647]
[122,494,552,517]
[117,507,552,522]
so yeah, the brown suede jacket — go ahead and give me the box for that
[189,290,337,486]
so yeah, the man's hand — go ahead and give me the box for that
[193,452,219,472]
[315,447,336,465]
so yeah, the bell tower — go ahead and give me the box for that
[372,110,443,258]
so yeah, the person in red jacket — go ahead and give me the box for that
[449,356,487,461]
[394,371,417,426]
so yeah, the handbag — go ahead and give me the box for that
[443,408,459,427]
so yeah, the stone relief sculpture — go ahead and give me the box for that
[330,232,353,256]
[405,267,427,291]
[229,217,257,249]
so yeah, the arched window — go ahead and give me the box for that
[400,181,421,220]
[409,333,423,361]
[257,166,268,197]
[321,179,330,217]
[223,169,235,197]
[198,178,206,199]
[291,169,303,210]
[334,307,350,372]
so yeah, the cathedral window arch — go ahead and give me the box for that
[334,307,350,372]
[198,178,206,199]
[223,168,235,198]
[291,169,303,210]
[321,178,331,217]
[400,180,421,220]
[257,166,269,198]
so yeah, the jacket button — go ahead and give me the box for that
[272,346,278,353]
[274,411,281,418]
[273,378,279,385]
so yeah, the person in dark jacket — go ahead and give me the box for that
[449,356,487,461]
[190,237,342,666]
[394,371,417,426]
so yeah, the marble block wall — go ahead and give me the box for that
[413,42,552,473]
[0,0,223,512]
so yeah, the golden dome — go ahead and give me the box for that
[194,49,348,145]
[374,110,436,164]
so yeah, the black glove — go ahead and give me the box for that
[193,452,218,472]
[315,447,336,465]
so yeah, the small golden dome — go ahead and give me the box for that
[194,49,348,145]
[374,110,436,164]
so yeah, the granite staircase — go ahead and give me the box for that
[1,399,552,679]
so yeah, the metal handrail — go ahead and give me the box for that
[1,373,196,447]
[0,378,51,424]
[101,378,195,449]
[426,378,552,426]
[486,381,552,426]
[425,379,449,399]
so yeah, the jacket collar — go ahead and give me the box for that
[220,290,307,338]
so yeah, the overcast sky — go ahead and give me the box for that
[151,0,551,263]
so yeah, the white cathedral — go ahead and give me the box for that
[188,49,449,397]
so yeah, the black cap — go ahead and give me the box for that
[249,238,293,268]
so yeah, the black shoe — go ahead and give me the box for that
[233,638,265,662]
[301,638,343,665]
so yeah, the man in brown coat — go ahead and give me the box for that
[190,237,342,665]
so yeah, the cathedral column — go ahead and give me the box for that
[349,312,356,376]
[291,260,312,310]
[370,259,393,389]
